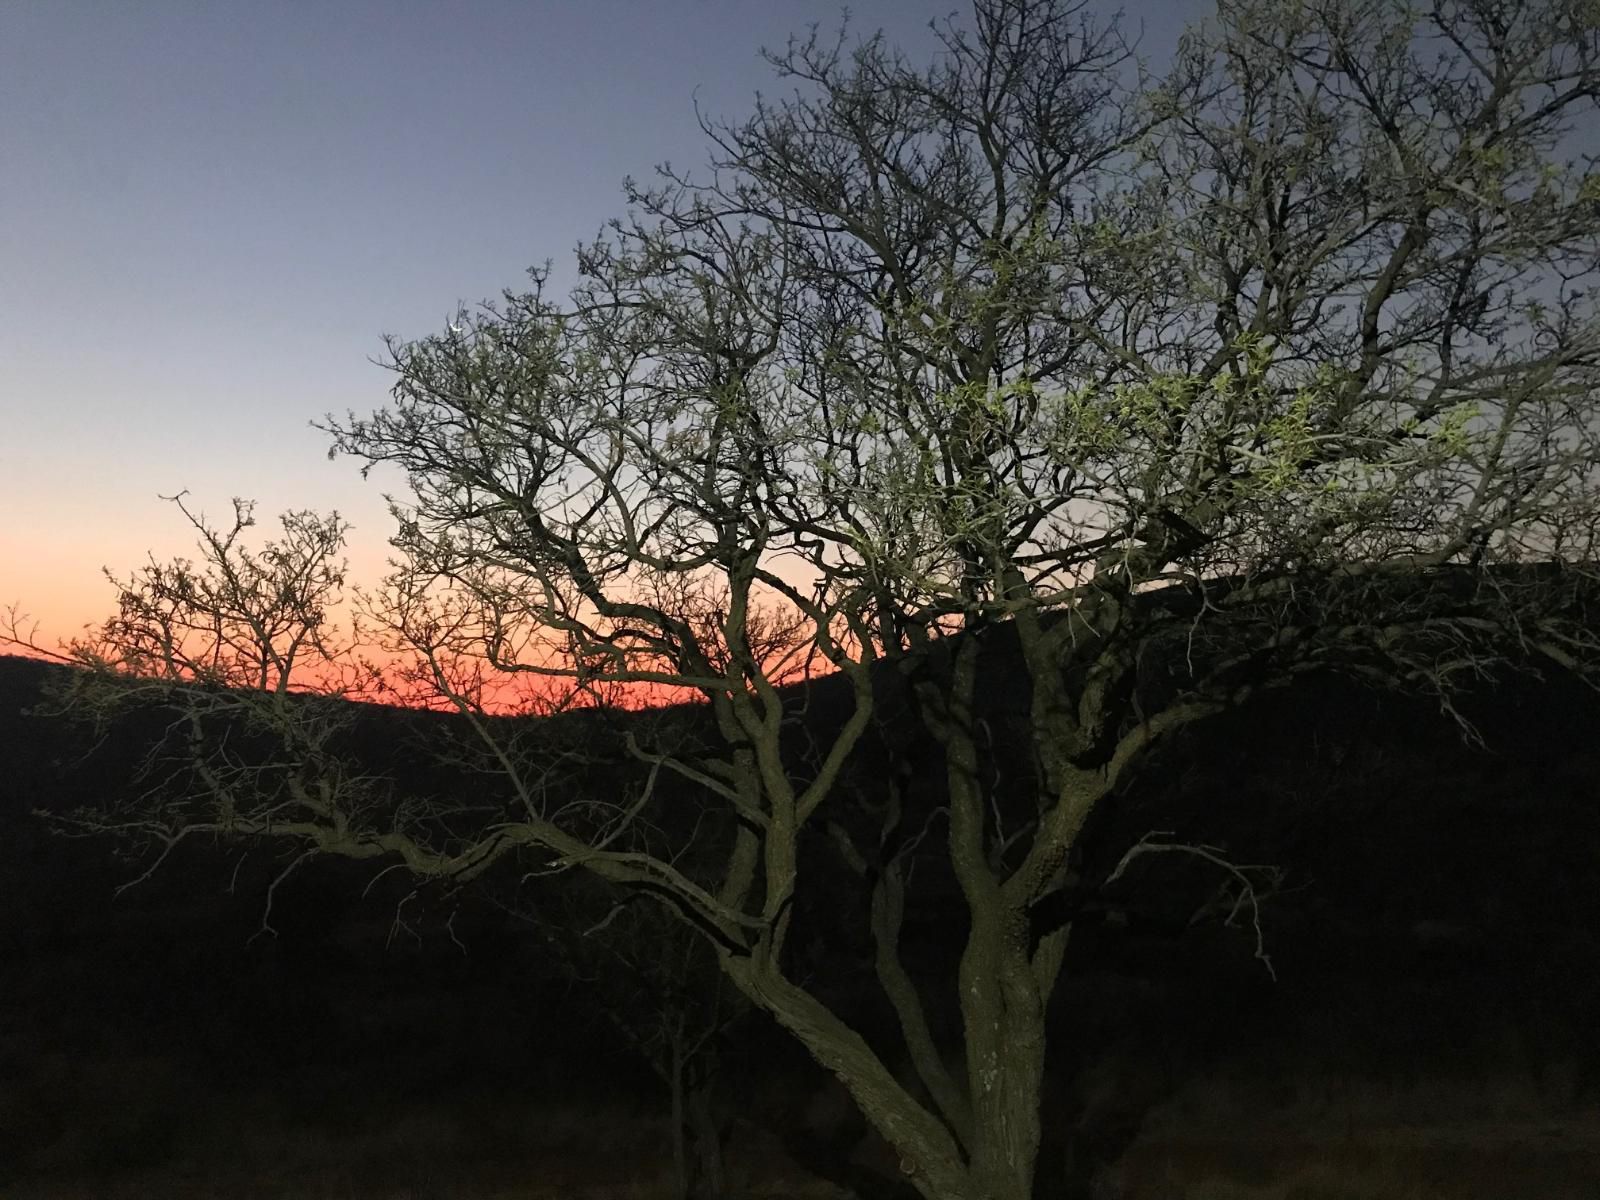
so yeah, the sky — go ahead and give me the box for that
[2,0,1205,647]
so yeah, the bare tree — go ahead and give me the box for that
[503,874,746,1200]
[5,496,396,896]
[19,1,1600,1197]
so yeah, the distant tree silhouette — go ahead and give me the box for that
[501,873,747,1200]
[13,1,1600,1197]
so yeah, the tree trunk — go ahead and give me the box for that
[724,952,1066,1200]
[723,957,983,1200]
[959,944,1051,1200]
[685,1086,727,1200]
[668,1038,689,1200]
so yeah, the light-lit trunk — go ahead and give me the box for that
[723,957,982,1200]
[724,951,1072,1200]
[717,644,1095,1199]
[937,635,1060,1200]
[956,910,1053,1200]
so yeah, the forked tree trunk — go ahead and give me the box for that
[725,954,1057,1200]
[724,959,978,1199]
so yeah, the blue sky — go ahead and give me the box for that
[1,0,1204,637]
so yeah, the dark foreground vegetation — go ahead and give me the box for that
[4,651,1599,1199]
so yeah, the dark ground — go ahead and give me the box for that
[2,652,1599,1198]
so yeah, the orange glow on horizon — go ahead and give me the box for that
[4,498,835,718]
[5,594,824,718]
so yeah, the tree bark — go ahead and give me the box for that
[957,911,1052,1200]
[723,957,983,1200]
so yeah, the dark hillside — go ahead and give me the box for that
[3,652,1600,1196]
